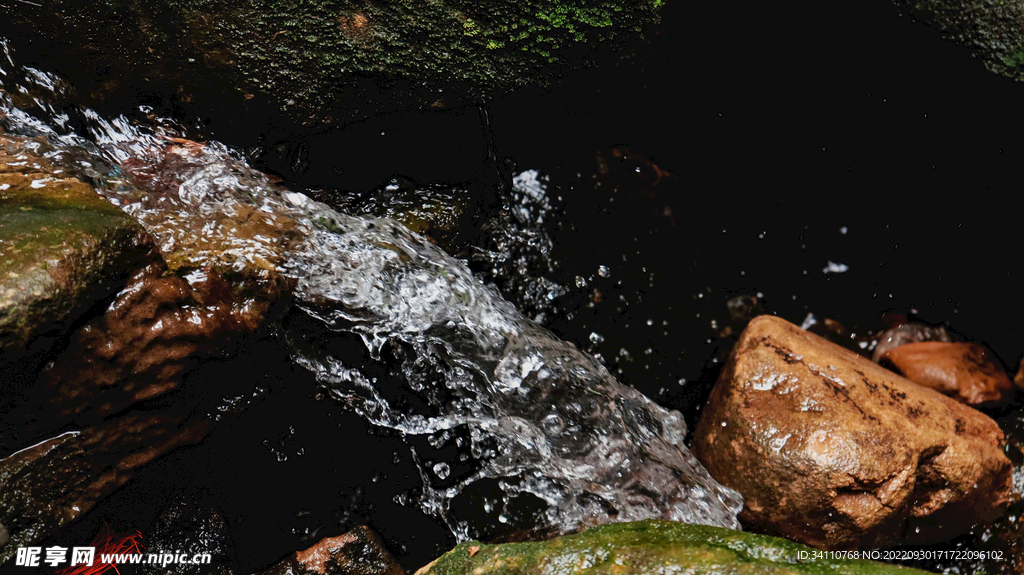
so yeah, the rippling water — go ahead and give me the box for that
[0,38,742,541]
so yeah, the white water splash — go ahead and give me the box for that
[1,40,742,540]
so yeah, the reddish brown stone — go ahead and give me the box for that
[881,341,1013,407]
[37,260,252,424]
[258,526,404,575]
[692,315,1012,550]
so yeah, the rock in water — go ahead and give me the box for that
[0,131,155,378]
[255,526,404,575]
[414,519,932,574]
[692,315,1012,550]
[880,341,1014,408]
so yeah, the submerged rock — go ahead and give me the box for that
[692,315,1012,550]
[880,341,1014,407]
[256,526,404,575]
[0,416,213,564]
[138,491,237,575]
[414,519,931,574]
[0,0,663,139]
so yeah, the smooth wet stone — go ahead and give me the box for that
[0,132,155,363]
[692,315,1012,550]
[0,415,213,564]
[881,341,1014,407]
[257,526,404,575]
[414,519,931,575]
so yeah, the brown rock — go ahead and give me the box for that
[692,315,1012,550]
[0,413,212,563]
[257,526,404,575]
[0,132,296,565]
[870,322,952,363]
[881,341,1013,407]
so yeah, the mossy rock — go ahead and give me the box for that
[0,0,663,140]
[893,0,1024,82]
[0,133,155,359]
[415,520,931,575]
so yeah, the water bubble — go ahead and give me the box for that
[597,265,611,278]
[542,413,564,434]
[433,462,450,480]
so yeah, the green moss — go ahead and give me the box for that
[417,520,932,575]
[1000,49,1024,68]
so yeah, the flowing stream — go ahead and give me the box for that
[1,39,742,542]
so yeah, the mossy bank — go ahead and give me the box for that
[0,0,663,141]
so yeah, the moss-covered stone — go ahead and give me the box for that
[893,0,1024,83]
[0,0,662,140]
[0,133,155,358]
[415,520,931,575]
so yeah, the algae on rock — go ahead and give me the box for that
[893,0,1024,83]
[0,0,663,139]
[415,520,931,575]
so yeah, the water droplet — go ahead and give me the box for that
[542,413,564,434]
[433,462,450,480]
[575,275,587,288]
[589,332,604,344]
[597,265,611,278]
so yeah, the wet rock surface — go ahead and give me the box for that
[692,315,1012,550]
[0,0,663,141]
[881,341,1014,408]
[0,123,299,564]
[871,322,954,363]
[415,519,930,575]
[257,526,404,575]
[0,415,213,564]
[137,491,237,575]
[0,131,155,379]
